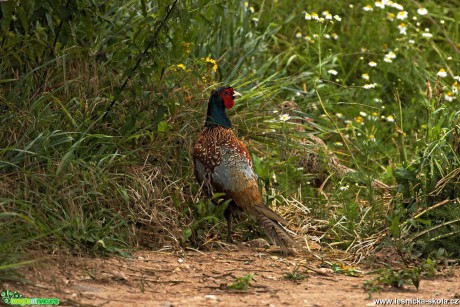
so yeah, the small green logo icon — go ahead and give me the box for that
[1,290,23,304]
[1,290,59,305]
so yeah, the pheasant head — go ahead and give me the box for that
[205,87,242,128]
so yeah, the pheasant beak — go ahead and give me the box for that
[232,91,242,99]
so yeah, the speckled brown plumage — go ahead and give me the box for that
[193,124,252,173]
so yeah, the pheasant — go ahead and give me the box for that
[278,100,390,190]
[193,87,298,254]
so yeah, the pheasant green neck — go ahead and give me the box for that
[205,96,232,128]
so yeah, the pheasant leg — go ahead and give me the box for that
[224,208,233,243]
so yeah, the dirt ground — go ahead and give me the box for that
[3,245,460,307]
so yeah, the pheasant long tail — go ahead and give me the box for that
[257,212,299,255]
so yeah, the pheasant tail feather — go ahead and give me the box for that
[257,213,298,255]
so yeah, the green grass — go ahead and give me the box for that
[1,0,459,283]
[227,274,254,291]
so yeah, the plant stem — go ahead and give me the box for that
[396,91,408,165]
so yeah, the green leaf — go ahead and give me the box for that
[252,153,269,179]
[182,228,192,240]
[394,167,417,181]
[157,120,168,132]
[390,215,401,237]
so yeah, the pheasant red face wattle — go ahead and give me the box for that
[223,95,234,109]
[220,88,241,109]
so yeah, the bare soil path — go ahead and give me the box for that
[3,246,459,306]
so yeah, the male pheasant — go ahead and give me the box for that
[193,87,298,254]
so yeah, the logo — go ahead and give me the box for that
[1,290,59,306]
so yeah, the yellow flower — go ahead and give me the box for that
[204,57,218,72]
[176,64,186,70]
[181,42,193,54]
[355,116,363,124]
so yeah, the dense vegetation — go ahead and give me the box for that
[1,0,459,283]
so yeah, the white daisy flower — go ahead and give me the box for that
[396,11,408,20]
[386,115,395,122]
[417,8,428,15]
[392,3,404,10]
[375,1,385,9]
[437,69,447,78]
[398,23,407,35]
[444,92,455,102]
[363,5,373,11]
[279,114,291,122]
[368,61,378,67]
[363,83,377,89]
